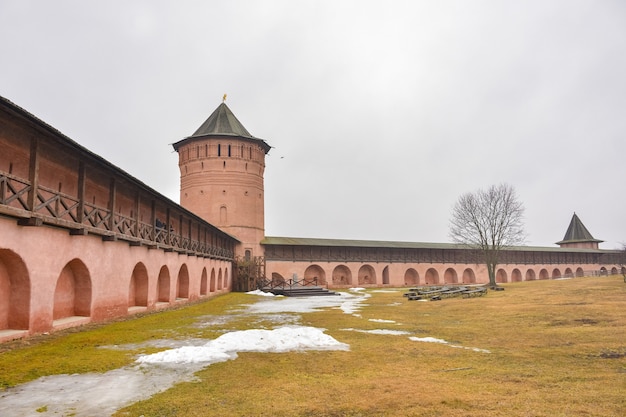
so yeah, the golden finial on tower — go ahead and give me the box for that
[222,93,227,103]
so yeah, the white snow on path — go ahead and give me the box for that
[341,328,411,336]
[409,336,491,353]
[245,289,280,297]
[410,336,450,344]
[0,364,202,417]
[137,326,349,365]
[244,291,369,315]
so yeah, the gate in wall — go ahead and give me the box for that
[232,256,266,292]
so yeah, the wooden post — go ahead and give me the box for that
[133,190,140,237]
[108,177,116,232]
[77,161,86,223]
[150,199,156,240]
[165,207,171,245]
[188,217,192,249]
[27,137,39,212]
[178,214,183,248]
[69,160,88,235]
[0,172,6,205]
[18,137,43,226]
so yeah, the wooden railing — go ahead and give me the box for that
[0,173,31,211]
[0,171,234,260]
[258,277,320,291]
[83,200,111,230]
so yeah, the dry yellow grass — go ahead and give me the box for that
[2,277,625,416]
[116,277,626,417]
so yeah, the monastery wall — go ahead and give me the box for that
[0,215,232,343]
[0,97,239,343]
[3,96,624,345]
[266,259,620,289]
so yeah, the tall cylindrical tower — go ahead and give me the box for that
[172,102,271,258]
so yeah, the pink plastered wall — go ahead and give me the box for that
[0,216,232,342]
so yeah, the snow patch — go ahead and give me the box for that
[0,365,201,417]
[409,336,449,344]
[341,328,410,336]
[137,326,349,364]
[246,289,278,297]
[246,292,366,314]
[409,336,491,353]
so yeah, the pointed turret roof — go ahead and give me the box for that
[191,102,255,139]
[556,213,603,245]
[172,102,271,153]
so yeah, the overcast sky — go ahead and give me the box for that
[1,1,624,249]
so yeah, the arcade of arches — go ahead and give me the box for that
[0,216,232,343]
[262,237,625,289]
[269,262,623,287]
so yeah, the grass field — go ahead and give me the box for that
[1,276,625,416]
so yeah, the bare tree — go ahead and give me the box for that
[449,183,526,287]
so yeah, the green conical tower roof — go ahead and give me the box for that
[191,102,256,139]
[173,101,270,153]
[556,213,603,245]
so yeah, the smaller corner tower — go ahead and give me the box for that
[556,213,603,249]
[172,99,271,258]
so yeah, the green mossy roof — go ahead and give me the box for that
[191,102,256,139]
[556,213,603,245]
[172,102,271,153]
[262,236,610,253]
